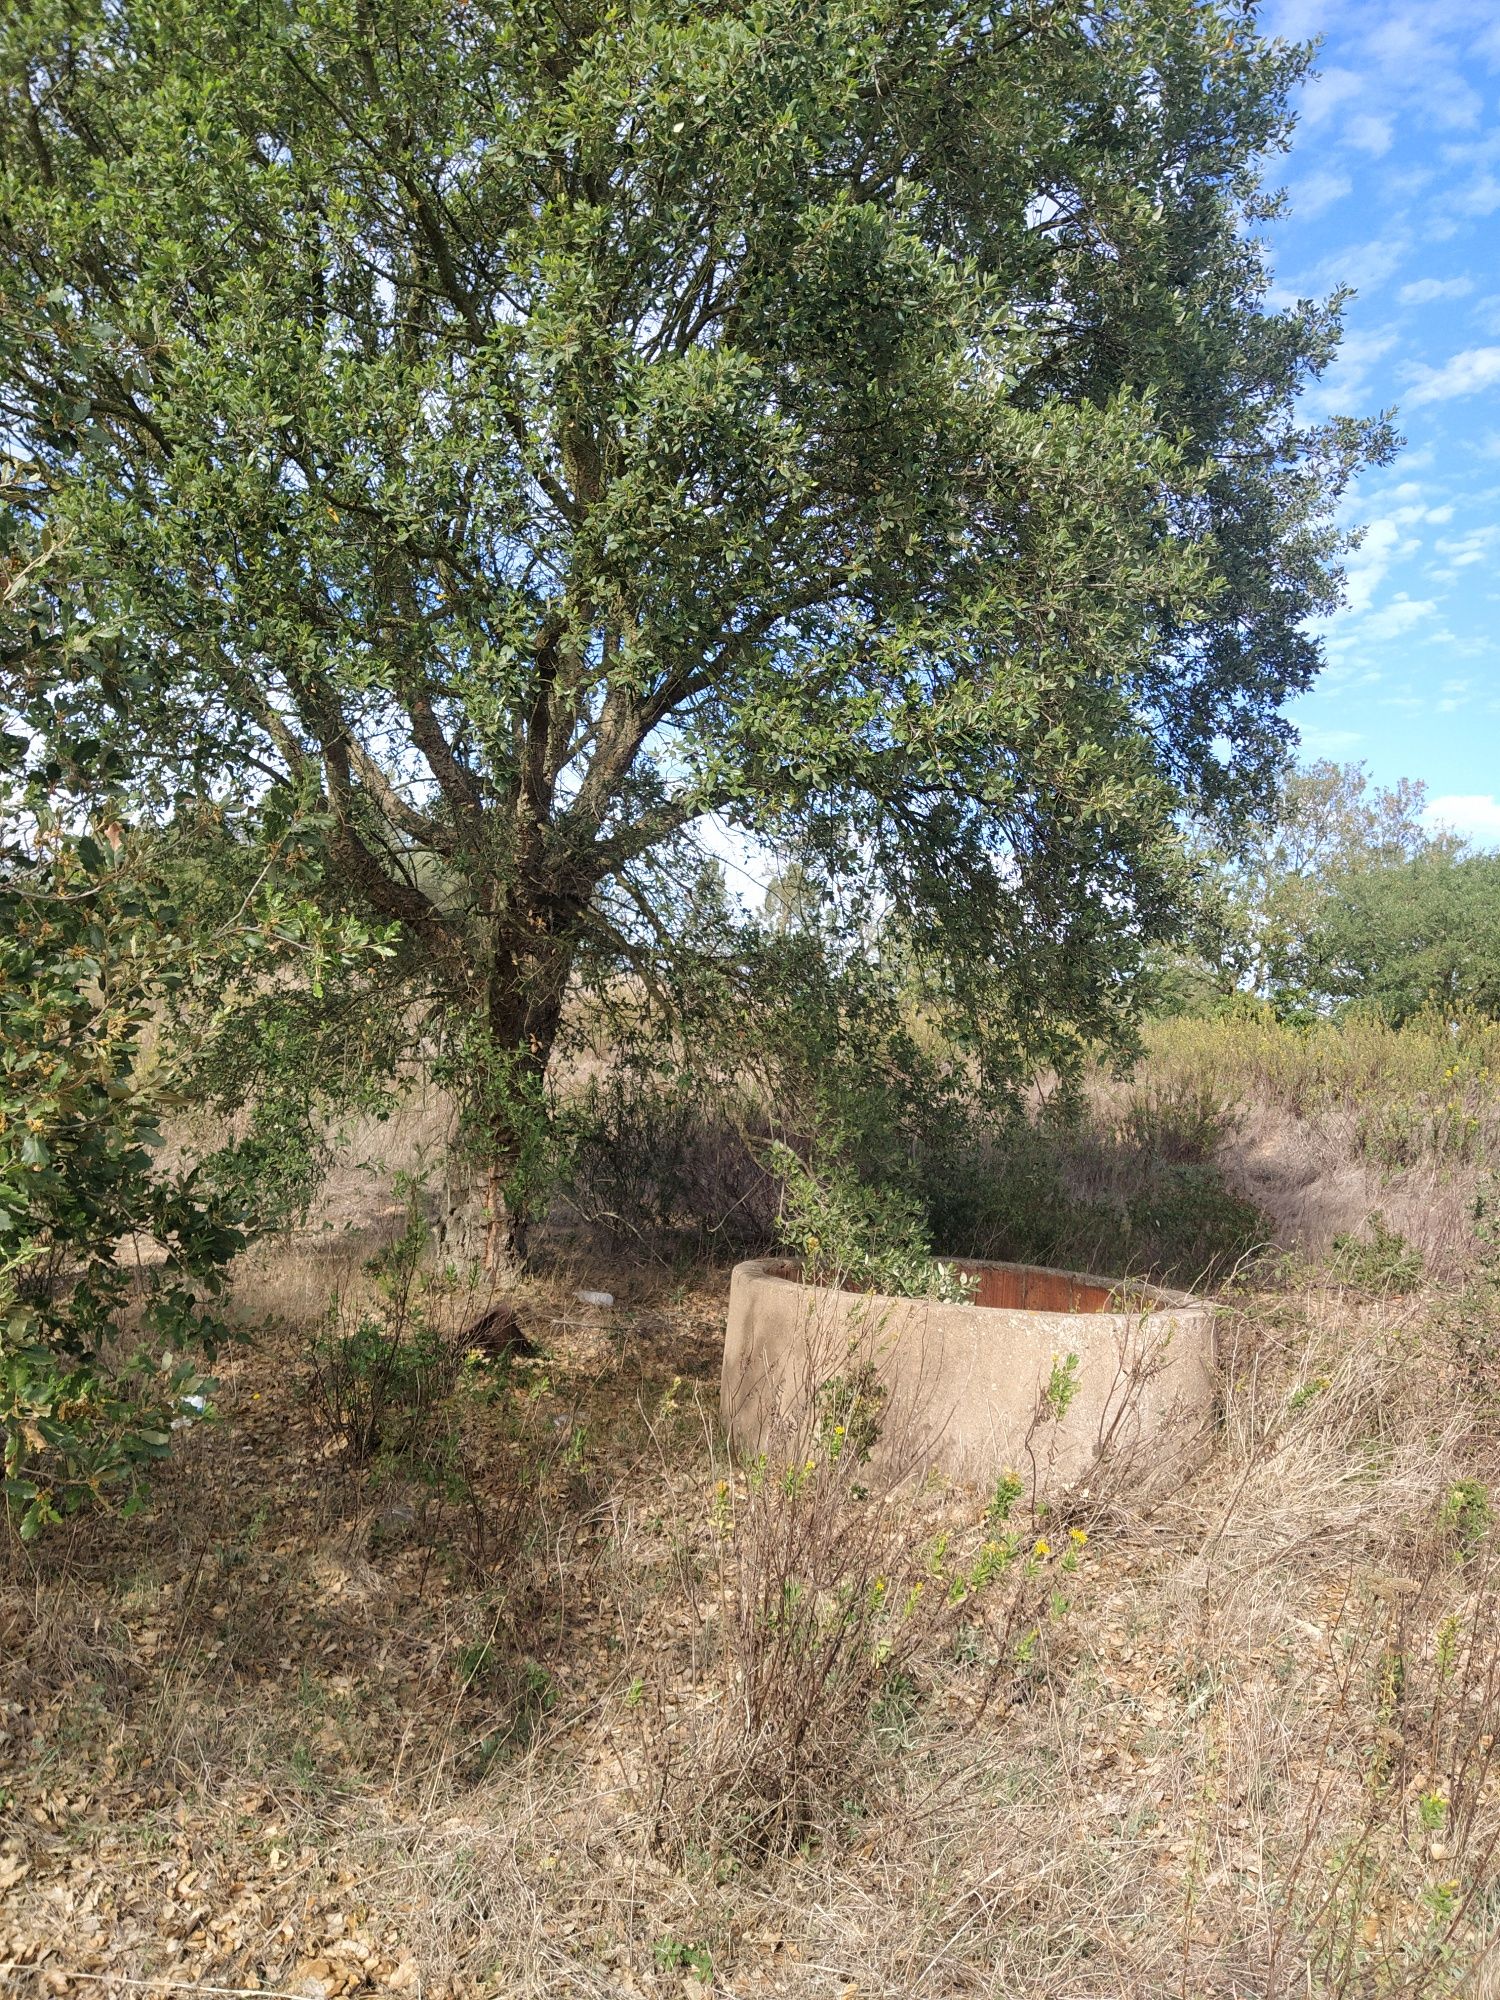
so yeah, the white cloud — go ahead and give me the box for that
[1439,129,1500,171]
[1346,112,1394,157]
[1315,236,1410,296]
[1340,516,1420,613]
[1432,82,1484,131]
[1461,175,1500,217]
[1292,169,1353,219]
[1434,526,1498,566]
[1299,64,1364,126]
[1423,795,1500,847]
[1398,275,1474,304]
[1385,498,1458,527]
[1308,326,1400,416]
[1299,726,1366,756]
[1359,593,1437,641]
[1406,346,1500,404]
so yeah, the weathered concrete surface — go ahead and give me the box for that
[721,1258,1216,1493]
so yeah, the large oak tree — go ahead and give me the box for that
[0,0,1386,1268]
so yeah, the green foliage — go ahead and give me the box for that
[1114,1077,1244,1165]
[434,1025,567,1250]
[0,817,246,1529]
[918,1102,1267,1289]
[1041,1354,1081,1423]
[1191,761,1442,1010]
[1138,1006,1500,1118]
[0,792,383,1531]
[0,0,1389,1247]
[308,1201,462,1465]
[690,1404,1079,1858]
[1330,1214,1425,1294]
[0,564,394,1529]
[815,1362,888,1467]
[1179,761,1500,1030]
[652,1939,713,1982]
[987,1471,1025,1528]
[1128,1009,1500,1194]
[562,1061,778,1259]
[1451,1177,1500,1397]
[1123,1164,1267,1286]
[922,1116,1095,1271]
[770,1141,975,1302]
[1306,852,1500,1025]
[1440,1480,1491,1560]
[1,1345,210,1540]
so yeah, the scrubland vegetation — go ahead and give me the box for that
[3,1,1500,1993]
[7,1009,1500,1997]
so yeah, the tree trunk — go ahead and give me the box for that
[437,1156,530,1282]
[436,946,567,1285]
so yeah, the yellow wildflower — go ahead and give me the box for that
[1032,1537,1051,1559]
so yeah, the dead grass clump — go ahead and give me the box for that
[644,1357,1075,1863]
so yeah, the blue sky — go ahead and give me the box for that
[1263,0,1500,843]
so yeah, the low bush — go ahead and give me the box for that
[1125,1162,1269,1285]
[923,1116,1269,1288]
[771,1141,975,1301]
[564,1036,1276,1293]
[1113,1075,1245,1164]
[649,1369,1080,1860]
[0,830,245,1536]
[307,1200,467,1466]
[561,1064,777,1258]
[1330,1213,1425,1293]
[1134,1007,1500,1170]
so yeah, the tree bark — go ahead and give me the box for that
[436,938,569,1285]
[437,1155,530,1281]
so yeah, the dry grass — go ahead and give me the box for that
[6,1047,1500,1998]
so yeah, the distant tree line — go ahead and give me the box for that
[1165,761,1500,1024]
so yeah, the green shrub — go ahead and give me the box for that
[920,1111,1265,1291]
[1114,1077,1243,1164]
[663,1401,1079,1859]
[652,1939,713,1982]
[307,1199,464,1464]
[1330,1213,1424,1293]
[0,829,245,1535]
[922,1119,1103,1270]
[1440,1479,1491,1558]
[815,1361,888,1465]
[770,1140,975,1302]
[562,1064,776,1258]
[1125,1165,1268,1286]
[1451,1177,1500,1393]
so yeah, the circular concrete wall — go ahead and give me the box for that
[720,1257,1215,1493]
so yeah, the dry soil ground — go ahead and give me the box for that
[5,1199,1500,1998]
